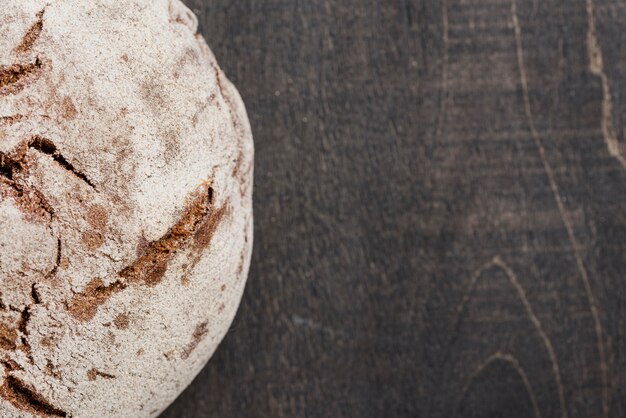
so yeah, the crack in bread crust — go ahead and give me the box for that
[67,181,228,322]
[0,375,67,417]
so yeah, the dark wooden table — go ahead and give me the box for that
[161,1,626,417]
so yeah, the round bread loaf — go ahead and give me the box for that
[0,0,253,416]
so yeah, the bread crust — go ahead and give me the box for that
[0,1,253,416]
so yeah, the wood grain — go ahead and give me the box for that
[161,0,626,417]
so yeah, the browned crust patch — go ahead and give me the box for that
[40,336,54,348]
[180,201,229,283]
[44,361,61,379]
[181,322,209,359]
[0,178,54,222]
[60,96,77,120]
[13,9,45,55]
[0,58,43,95]
[0,114,25,126]
[0,323,18,351]
[0,376,67,417]
[192,200,227,251]
[113,313,129,330]
[0,360,22,373]
[81,230,104,251]
[180,275,190,286]
[86,368,115,381]
[86,204,108,230]
[66,279,127,322]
